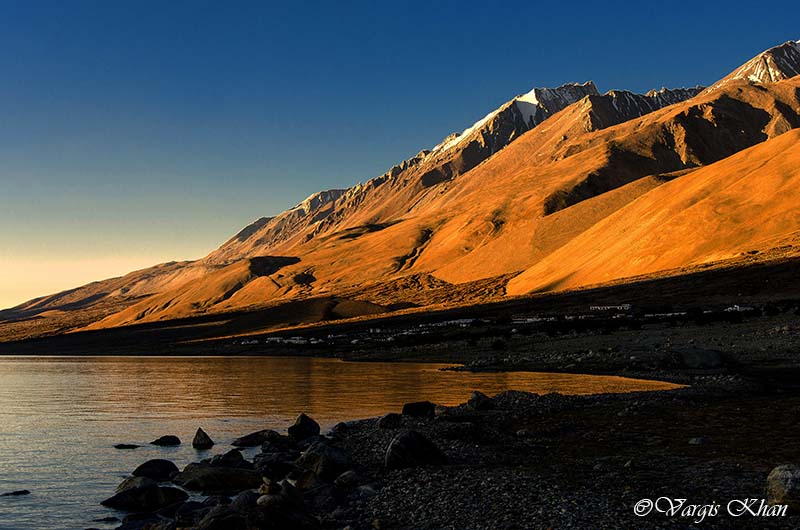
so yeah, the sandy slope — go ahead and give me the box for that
[508,129,800,294]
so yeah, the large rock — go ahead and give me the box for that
[467,391,495,411]
[132,459,179,481]
[250,480,320,530]
[230,489,260,512]
[288,414,320,441]
[254,451,296,481]
[295,442,351,481]
[767,464,800,510]
[377,413,403,429]
[401,401,436,417]
[115,476,156,495]
[101,480,187,512]
[174,500,210,527]
[150,435,181,446]
[232,429,282,447]
[385,430,448,469]
[208,449,253,469]
[193,428,215,450]
[173,462,262,493]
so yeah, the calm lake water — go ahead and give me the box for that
[0,356,681,530]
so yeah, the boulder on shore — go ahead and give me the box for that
[173,462,262,493]
[150,435,181,446]
[208,448,254,469]
[401,401,436,417]
[232,429,282,447]
[767,464,800,510]
[132,459,179,481]
[295,441,352,481]
[378,413,403,429]
[385,430,448,469]
[288,413,321,441]
[467,391,495,411]
[193,428,215,450]
[101,480,187,512]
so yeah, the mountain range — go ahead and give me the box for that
[2,39,800,343]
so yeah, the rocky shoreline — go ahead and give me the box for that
[83,373,800,530]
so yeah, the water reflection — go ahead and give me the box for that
[0,356,681,426]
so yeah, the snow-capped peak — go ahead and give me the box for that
[431,81,598,155]
[708,39,800,91]
[290,189,346,216]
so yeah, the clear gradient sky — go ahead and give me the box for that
[0,0,798,309]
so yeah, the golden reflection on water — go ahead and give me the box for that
[0,356,682,428]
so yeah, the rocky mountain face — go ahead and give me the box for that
[709,40,800,90]
[583,87,705,130]
[3,38,800,338]
[206,80,703,265]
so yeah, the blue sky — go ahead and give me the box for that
[0,0,798,308]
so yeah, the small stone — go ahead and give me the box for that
[258,477,281,495]
[334,470,359,489]
[688,436,710,446]
[193,428,215,450]
[114,444,140,450]
[150,435,181,446]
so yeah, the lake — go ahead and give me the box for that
[0,356,681,530]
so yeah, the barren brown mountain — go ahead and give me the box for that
[2,40,799,341]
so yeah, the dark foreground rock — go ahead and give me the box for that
[1,489,30,496]
[467,390,495,411]
[385,430,448,469]
[173,462,262,493]
[150,435,181,446]
[377,412,403,429]
[767,464,800,511]
[288,413,320,441]
[132,459,179,481]
[193,428,215,450]
[101,479,187,512]
[207,449,253,469]
[401,400,436,417]
[295,441,352,481]
[232,429,282,447]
